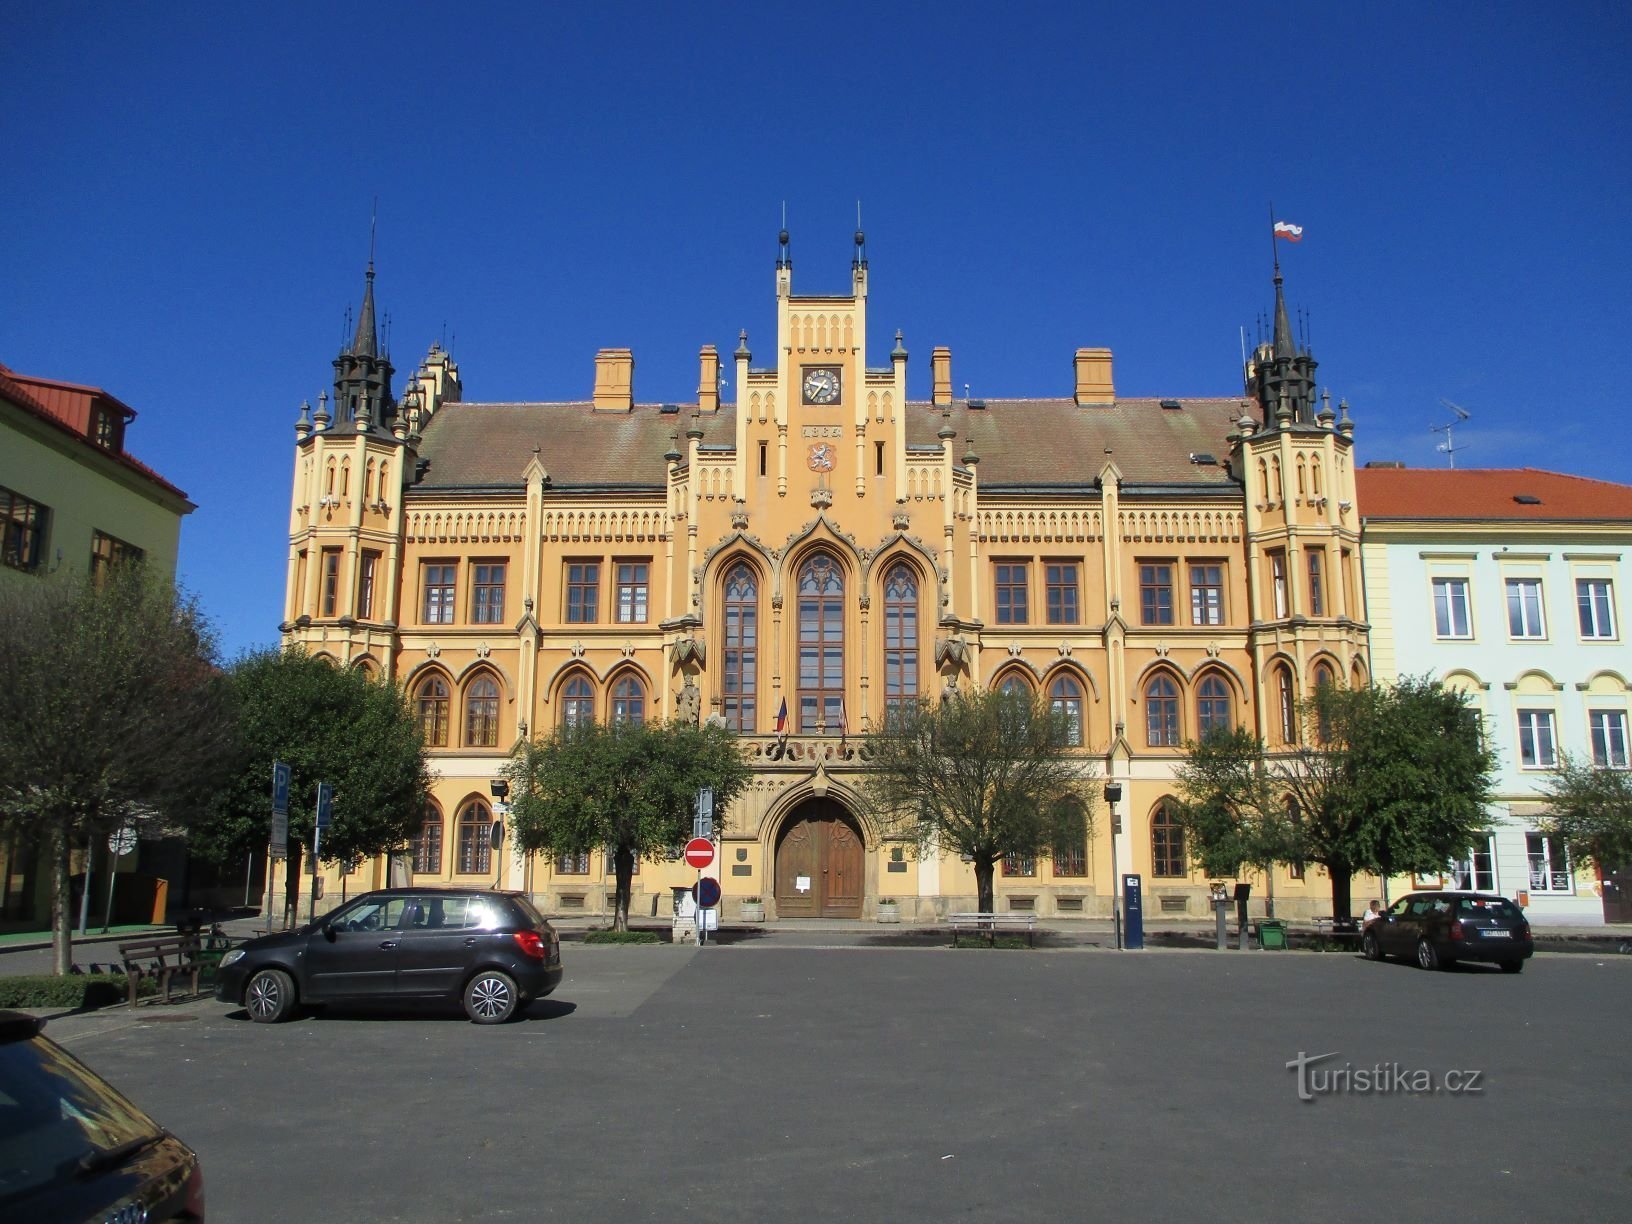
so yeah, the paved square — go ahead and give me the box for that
[52,947,1632,1222]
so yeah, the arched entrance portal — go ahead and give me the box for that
[774,799,864,918]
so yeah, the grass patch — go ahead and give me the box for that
[952,936,1033,950]
[583,930,663,945]
[0,974,158,1011]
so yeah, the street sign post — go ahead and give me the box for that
[696,876,722,908]
[270,762,291,859]
[310,782,334,924]
[694,786,715,839]
[683,837,715,869]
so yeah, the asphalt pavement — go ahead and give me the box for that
[40,942,1632,1223]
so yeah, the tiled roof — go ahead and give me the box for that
[413,396,1247,493]
[1355,467,1632,522]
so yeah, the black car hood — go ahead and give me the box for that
[240,928,310,954]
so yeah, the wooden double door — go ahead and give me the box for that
[774,801,864,918]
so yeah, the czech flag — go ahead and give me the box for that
[1273,220,1304,242]
[775,698,788,734]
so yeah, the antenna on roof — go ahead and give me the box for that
[1431,399,1473,468]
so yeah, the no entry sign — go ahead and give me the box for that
[683,837,715,869]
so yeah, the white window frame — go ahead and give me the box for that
[1589,709,1629,769]
[1505,577,1546,639]
[1431,576,1472,639]
[1576,578,1617,640]
[1525,831,1572,894]
[1447,833,1497,892]
[1516,708,1557,769]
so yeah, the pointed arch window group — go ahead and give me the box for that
[414,670,506,750]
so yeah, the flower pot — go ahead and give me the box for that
[876,902,901,924]
[739,902,766,924]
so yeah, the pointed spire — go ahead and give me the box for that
[1271,266,1294,361]
[351,262,378,358]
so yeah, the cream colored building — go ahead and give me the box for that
[285,238,1368,922]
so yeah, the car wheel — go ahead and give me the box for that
[464,971,519,1024]
[1415,938,1441,971]
[1499,959,1525,974]
[246,968,297,1023]
[1361,931,1381,961]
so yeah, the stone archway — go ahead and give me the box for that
[773,798,864,918]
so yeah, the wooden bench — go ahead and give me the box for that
[949,912,1039,947]
[117,935,206,1008]
[1309,916,1362,952]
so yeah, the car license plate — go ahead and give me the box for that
[1481,929,1511,939]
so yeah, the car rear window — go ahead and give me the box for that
[512,896,549,928]
[1456,897,1523,921]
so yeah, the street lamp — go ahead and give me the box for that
[1104,782,1123,950]
[489,779,510,888]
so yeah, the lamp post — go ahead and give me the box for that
[1104,782,1123,950]
[489,779,510,890]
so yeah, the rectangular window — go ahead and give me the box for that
[1052,839,1086,877]
[1590,710,1629,769]
[1516,709,1558,769]
[92,408,119,449]
[1447,834,1497,892]
[875,441,885,476]
[1270,552,1288,618]
[320,549,342,616]
[1,485,49,573]
[555,852,590,875]
[1190,563,1224,625]
[616,561,650,624]
[759,441,768,477]
[358,551,380,619]
[1002,852,1035,877]
[1506,577,1546,638]
[603,848,639,877]
[566,561,600,623]
[1306,549,1325,616]
[1577,578,1617,639]
[1045,562,1080,625]
[422,563,456,624]
[1139,563,1174,625]
[994,562,1029,625]
[1526,832,1572,893]
[1432,577,1472,638]
[90,530,143,586]
[471,563,507,624]
[1340,548,1355,614]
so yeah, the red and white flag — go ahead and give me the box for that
[775,697,788,735]
[1273,220,1304,242]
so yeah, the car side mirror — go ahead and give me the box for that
[322,922,338,942]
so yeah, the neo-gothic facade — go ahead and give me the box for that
[282,235,1369,921]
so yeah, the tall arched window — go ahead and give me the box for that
[883,564,919,725]
[1145,675,1180,747]
[457,800,492,874]
[1276,665,1297,744]
[465,675,500,747]
[416,676,449,747]
[1151,802,1187,878]
[561,674,594,730]
[997,672,1033,698]
[723,563,758,732]
[1312,662,1336,741]
[796,554,844,733]
[611,675,645,726]
[1313,662,1335,691]
[1049,675,1083,747]
[1196,674,1232,738]
[413,801,442,874]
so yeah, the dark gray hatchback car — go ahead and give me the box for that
[1361,890,1534,972]
[216,887,563,1023]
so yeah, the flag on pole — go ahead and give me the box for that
[1272,220,1304,242]
[775,697,788,735]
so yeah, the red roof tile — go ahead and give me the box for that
[1355,467,1632,522]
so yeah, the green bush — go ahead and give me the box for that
[582,930,663,945]
[0,974,157,1010]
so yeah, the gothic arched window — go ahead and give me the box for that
[883,564,919,724]
[456,799,492,875]
[1151,802,1187,878]
[464,675,500,748]
[723,563,758,732]
[1049,675,1084,747]
[611,675,646,726]
[1196,674,1232,739]
[416,676,449,748]
[561,674,594,730]
[413,801,442,875]
[796,554,844,734]
[1145,674,1180,747]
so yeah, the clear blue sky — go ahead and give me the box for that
[6,2,1628,659]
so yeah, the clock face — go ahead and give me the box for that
[802,366,841,405]
[806,442,836,472]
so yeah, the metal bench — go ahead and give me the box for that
[949,912,1039,947]
[1309,916,1362,952]
[116,935,206,1008]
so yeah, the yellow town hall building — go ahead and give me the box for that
[282,233,1368,922]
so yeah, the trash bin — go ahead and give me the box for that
[1256,920,1287,950]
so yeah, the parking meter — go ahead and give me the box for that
[1234,881,1252,950]
[1123,874,1144,950]
[1209,882,1230,950]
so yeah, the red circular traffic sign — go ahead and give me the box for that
[683,837,715,869]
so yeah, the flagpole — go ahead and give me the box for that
[1268,201,1279,276]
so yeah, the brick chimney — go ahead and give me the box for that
[592,348,634,412]
[697,345,719,413]
[1074,347,1114,406]
[931,346,953,407]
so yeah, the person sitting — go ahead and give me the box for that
[1361,899,1384,929]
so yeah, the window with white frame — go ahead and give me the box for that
[1516,709,1557,768]
[1576,578,1617,639]
[1525,832,1571,893]
[1432,577,1472,638]
[1505,577,1546,638]
[1446,834,1496,892]
[1589,709,1629,769]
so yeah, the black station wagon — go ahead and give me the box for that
[1362,890,1534,973]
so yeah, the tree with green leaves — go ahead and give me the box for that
[0,568,237,973]
[1174,726,1304,917]
[860,687,1096,914]
[503,719,750,931]
[1539,754,1632,873]
[1281,675,1495,919]
[200,648,431,925]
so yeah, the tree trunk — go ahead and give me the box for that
[51,825,73,976]
[974,856,996,914]
[1327,860,1353,920]
[1264,864,1276,919]
[613,846,634,933]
